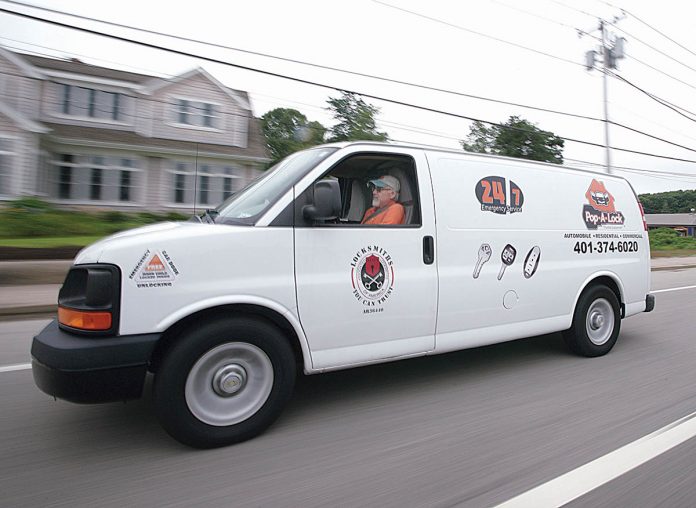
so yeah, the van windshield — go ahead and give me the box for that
[214,147,338,225]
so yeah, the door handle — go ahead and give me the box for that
[423,236,434,265]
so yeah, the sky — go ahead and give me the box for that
[2,0,696,194]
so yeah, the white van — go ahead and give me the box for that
[31,142,654,448]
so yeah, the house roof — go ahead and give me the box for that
[42,121,270,161]
[0,101,50,133]
[142,67,251,109]
[16,52,251,105]
[645,213,696,226]
[21,53,155,84]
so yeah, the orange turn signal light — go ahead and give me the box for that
[58,306,112,331]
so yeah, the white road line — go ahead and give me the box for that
[652,284,696,294]
[0,363,32,373]
[493,411,696,508]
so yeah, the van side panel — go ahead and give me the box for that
[105,226,298,337]
[427,152,649,353]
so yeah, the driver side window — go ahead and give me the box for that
[295,152,421,227]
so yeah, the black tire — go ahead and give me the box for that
[153,317,296,448]
[563,284,621,357]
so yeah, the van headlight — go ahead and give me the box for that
[57,264,121,335]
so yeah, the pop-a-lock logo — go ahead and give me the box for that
[582,179,625,229]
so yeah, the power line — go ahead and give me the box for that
[0,0,602,123]
[609,101,696,146]
[372,0,586,68]
[489,0,601,40]
[609,22,696,77]
[566,157,696,179]
[609,118,696,155]
[546,0,599,20]
[9,34,696,159]
[4,6,696,166]
[625,53,696,93]
[599,0,696,60]
[608,70,696,122]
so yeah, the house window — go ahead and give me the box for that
[58,154,73,199]
[0,137,14,196]
[178,99,190,124]
[168,161,244,206]
[90,167,102,200]
[199,175,210,205]
[61,84,71,114]
[57,84,126,122]
[90,156,104,201]
[223,177,233,200]
[49,154,139,203]
[175,173,186,204]
[173,99,219,129]
[119,170,131,201]
[203,103,214,127]
[113,93,120,121]
[88,89,96,117]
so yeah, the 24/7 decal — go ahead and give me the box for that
[583,179,625,229]
[350,245,395,313]
[475,176,524,214]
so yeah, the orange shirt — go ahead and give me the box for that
[361,202,405,225]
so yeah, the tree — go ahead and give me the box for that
[261,108,326,164]
[326,92,389,142]
[638,190,696,214]
[461,116,564,164]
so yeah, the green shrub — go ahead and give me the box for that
[6,197,56,212]
[165,212,188,221]
[650,227,696,250]
[0,198,188,239]
[101,210,129,223]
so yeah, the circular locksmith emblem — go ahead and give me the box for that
[350,247,394,306]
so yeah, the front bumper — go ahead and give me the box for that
[31,320,160,403]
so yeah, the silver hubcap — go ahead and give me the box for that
[185,342,273,427]
[212,364,247,396]
[586,298,614,346]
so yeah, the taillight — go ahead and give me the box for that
[638,202,648,232]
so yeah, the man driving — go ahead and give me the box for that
[361,175,405,225]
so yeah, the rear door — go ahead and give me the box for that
[293,146,438,370]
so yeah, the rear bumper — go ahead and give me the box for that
[31,320,160,403]
[645,294,655,313]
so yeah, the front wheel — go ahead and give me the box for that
[153,317,296,448]
[563,285,621,357]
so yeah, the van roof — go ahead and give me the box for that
[316,140,630,183]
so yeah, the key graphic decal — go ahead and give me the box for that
[473,244,492,279]
[523,246,541,279]
[498,244,517,280]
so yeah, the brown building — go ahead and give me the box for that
[645,213,696,237]
[0,46,270,211]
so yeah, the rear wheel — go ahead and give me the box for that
[563,285,621,357]
[153,317,296,448]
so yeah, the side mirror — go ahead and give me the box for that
[302,179,341,222]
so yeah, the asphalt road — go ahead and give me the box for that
[1,268,696,508]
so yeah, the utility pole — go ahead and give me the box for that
[601,20,612,174]
[584,17,625,174]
